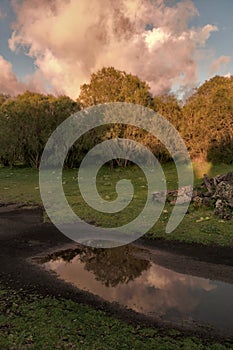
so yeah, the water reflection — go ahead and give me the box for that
[41,245,233,334]
[41,245,150,287]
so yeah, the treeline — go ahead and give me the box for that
[0,67,233,168]
[0,92,80,168]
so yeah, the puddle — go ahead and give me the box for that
[38,245,233,335]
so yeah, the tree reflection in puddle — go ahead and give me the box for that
[40,245,150,287]
[39,245,233,335]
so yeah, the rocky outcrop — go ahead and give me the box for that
[193,173,233,220]
[152,172,233,220]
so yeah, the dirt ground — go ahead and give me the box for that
[0,203,233,343]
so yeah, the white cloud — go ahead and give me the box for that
[190,24,218,46]
[224,72,231,78]
[209,55,231,75]
[8,0,220,98]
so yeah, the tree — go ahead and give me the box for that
[47,245,150,288]
[151,93,184,162]
[0,94,10,106]
[0,98,25,167]
[153,93,183,130]
[0,92,80,168]
[78,67,154,167]
[182,75,233,163]
[78,66,153,108]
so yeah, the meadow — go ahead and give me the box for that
[1,284,231,350]
[1,160,233,247]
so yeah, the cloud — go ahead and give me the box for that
[9,0,219,99]
[209,55,231,75]
[224,72,231,78]
[47,257,216,317]
[0,55,50,96]
[190,24,218,46]
[0,55,26,95]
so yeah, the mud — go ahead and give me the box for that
[0,204,233,343]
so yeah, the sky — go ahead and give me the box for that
[0,0,232,99]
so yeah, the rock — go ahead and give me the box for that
[174,185,193,205]
[214,199,232,220]
[203,174,214,194]
[152,191,166,203]
[153,185,193,205]
[192,172,233,220]
[152,172,233,219]
[174,193,191,205]
[193,195,203,207]
[213,181,233,207]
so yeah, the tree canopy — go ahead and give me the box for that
[0,70,233,168]
[0,91,80,168]
[182,75,233,163]
[78,67,153,108]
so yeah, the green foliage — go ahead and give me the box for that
[0,91,80,168]
[78,66,153,108]
[182,75,233,163]
[1,70,233,169]
[152,93,184,162]
[78,67,187,166]
[153,93,183,129]
[78,67,155,167]
[0,93,10,106]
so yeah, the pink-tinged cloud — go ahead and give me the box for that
[45,258,216,317]
[0,55,25,95]
[190,24,218,47]
[209,55,231,75]
[9,0,219,99]
[0,55,51,96]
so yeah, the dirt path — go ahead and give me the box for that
[0,204,233,342]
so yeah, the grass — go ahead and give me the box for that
[0,285,231,350]
[0,161,233,247]
[0,167,40,204]
[1,162,233,348]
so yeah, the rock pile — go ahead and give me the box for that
[153,185,193,205]
[193,172,233,220]
[152,172,233,220]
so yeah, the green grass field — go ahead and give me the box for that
[1,162,233,349]
[0,285,231,350]
[0,161,233,247]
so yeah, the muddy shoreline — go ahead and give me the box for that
[0,204,233,343]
